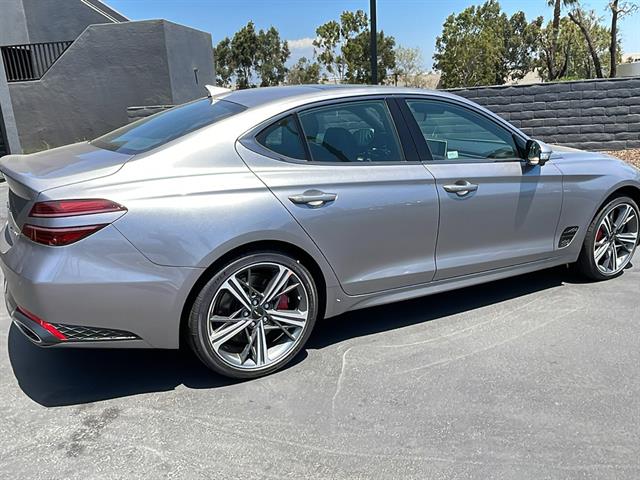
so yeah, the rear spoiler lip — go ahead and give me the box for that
[0,166,39,202]
[0,144,132,195]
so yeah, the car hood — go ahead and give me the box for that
[0,142,132,194]
[549,144,582,153]
[548,143,620,162]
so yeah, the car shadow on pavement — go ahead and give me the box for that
[7,326,247,407]
[8,266,579,407]
[307,265,580,350]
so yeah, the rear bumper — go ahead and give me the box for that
[1,222,203,349]
[6,289,144,347]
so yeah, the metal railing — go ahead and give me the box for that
[1,41,73,82]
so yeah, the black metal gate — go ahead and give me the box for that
[1,41,73,82]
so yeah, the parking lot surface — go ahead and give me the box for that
[0,183,638,479]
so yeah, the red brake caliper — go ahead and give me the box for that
[596,227,605,242]
[276,294,289,310]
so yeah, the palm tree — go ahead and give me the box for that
[545,0,577,80]
[608,0,639,77]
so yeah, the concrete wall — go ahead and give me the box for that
[21,0,123,44]
[447,77,640,151]
[0,0,125,47]
[617,62,640,78]
[0,58,21,155]
[164,21,215,104]
[7,20,213,153]
[0,0,30,45]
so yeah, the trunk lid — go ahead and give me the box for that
[0,142,132,228]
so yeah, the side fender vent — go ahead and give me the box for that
[559,226,579,248]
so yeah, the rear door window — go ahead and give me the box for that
[298,100,404,163]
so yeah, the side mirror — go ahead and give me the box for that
[525,139,552,167]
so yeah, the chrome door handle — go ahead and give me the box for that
[443,181,478,197]
[288,190,337,208]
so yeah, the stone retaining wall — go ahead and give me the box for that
[447,77,640,151]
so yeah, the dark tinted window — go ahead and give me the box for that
[92,98,246,155]
[299,100,404,162]
[406,99,518,161]
[256,115,307,160]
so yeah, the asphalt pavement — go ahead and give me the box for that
[0,182,639,479]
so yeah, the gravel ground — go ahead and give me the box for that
[604,148,640,169]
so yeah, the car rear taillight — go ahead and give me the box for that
[16,306,67,340]
[23,198,126,246]
[29,199,126,217]
[22,224,107,246]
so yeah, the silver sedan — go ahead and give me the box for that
[1,85,638,378]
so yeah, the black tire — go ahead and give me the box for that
[576,196,639,281]
[187,252,319,379]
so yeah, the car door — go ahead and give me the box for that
[400,96,564,280]
[237,97,439,296]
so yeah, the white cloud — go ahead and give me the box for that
[288,37,316,50]
[286,37,316,65]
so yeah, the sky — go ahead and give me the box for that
[107,0,640,69]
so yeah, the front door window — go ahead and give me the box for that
[405,99,519,161]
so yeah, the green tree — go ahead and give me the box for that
[215,22,290,89]
[505,12,543,81]
[433,0,541,88]
[539,11,620,80]
[343,30,396,84]
[255,27,290,86]
[607,0,637,77]
[231,21,259,88]
[286,57,321,84]
[393,46,424,86]
[313,10,396,84]
[214,37,234,87]
[567,9,606,78]
[543,0,578,81]
[313,20,342,81]
[314,10,368,82]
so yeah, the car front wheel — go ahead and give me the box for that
[577,196,639,281]
[187,252,318,379]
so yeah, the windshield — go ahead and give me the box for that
[92,98,246,155]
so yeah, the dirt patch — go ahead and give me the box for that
[603,148,640,170]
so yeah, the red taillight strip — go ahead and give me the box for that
[16,306,67,340]
[30,199,126,218]
[22,224,107,246]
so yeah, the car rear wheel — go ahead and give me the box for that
[576,196,639,281]
[187,252,318,379]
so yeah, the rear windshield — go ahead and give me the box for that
[91,98,246,154]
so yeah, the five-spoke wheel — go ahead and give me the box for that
[188,252,318,378]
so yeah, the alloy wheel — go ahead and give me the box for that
[206,262,310,370]
[593,202,639,275]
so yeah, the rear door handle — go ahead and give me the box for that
[288,190,337,208]
[443,181,478,197]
